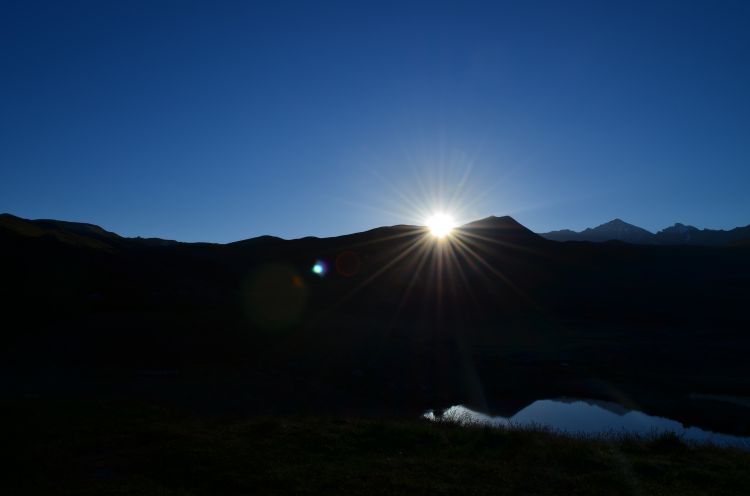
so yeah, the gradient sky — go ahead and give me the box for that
[1,0,749,242]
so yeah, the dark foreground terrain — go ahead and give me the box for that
[2,213,750,425]
[4,399,750,496]
[2,213,750,493]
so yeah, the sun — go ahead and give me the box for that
[426,213,456,238]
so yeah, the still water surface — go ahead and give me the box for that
[424,398,749,448]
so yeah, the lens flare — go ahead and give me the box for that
[312,260,327,276]
[426,213,455,238]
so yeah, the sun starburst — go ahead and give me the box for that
[426,213,456,238]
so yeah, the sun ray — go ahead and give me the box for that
[335,234,431,306]
[442,238,480,310]
[392,241,434,317]
[457,230,549,257]
[450,235,540,309]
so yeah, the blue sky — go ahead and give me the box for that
[1,0,749,242]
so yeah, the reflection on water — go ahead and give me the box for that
[424,399,749,449]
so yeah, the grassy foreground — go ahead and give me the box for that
[3,400,749,495]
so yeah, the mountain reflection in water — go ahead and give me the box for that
[424,399,750,449]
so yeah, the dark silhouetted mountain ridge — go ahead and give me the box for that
[543,218,653,244]
[541,218,750,246]
[1,211,750,433]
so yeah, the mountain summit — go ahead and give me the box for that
[540,219,750,246]
[454,215,547,248]
[541,218,653,244]
[654,223,750,246]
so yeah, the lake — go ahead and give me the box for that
[424,398,750,449]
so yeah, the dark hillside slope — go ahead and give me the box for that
[1,214,750,434]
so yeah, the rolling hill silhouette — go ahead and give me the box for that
[1,212,750,433]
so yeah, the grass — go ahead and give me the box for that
[2,399,749,495]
